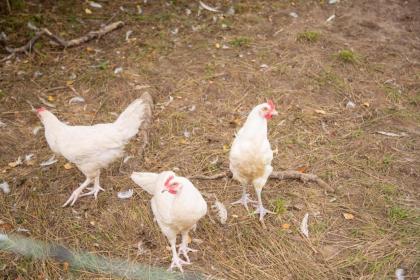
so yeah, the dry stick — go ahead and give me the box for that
[4,21,124,54]
[190,170,333,192]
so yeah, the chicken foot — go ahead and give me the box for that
[62,177,92,207]
[231,185,256,211]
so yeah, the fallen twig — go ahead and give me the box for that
[190,170,333,192]
[4,21,124,55]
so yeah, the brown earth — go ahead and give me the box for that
[0,0,419,279]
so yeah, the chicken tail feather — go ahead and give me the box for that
[114,92,153,141]
[131,172,159,195]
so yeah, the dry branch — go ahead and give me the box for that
[4,21,124,54]
[191,170,333,192]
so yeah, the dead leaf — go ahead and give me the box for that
[281,223,290,229]
[343,213,354,220]
[0,223,13,232]
[315,109,326,115]
[86,47,95,53]
[47,95,55,102]
[179,138,188,145]
[215,43,221,49]
[8,156,23,168]
[222,144,230,152]
[296,166,307,173]
[63,262,69,272]
[66,80,74,86]
[85,8,92,14]
[362,102,370,107]
[63,163,73,170]
[300,213,309,238]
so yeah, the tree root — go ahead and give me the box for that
[190,170,333,192]
[3,21,124,55]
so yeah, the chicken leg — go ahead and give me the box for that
[231,185,256,211]
[178,231,197,263]
[80,174,104,199]
[168,236,190,272]
[62,177,92,207]
[253,187,274,221]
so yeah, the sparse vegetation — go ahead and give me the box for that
[0,0,419,279]
[229,36,251,47]
[297,31,320,42]
[337,49,358,63]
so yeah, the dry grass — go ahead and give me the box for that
[1,0,419,279]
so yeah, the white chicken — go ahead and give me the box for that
[131,171,207,272]
[37,93,152,207]
[229,100,278,222]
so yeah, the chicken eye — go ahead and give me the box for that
[262,107,268,112]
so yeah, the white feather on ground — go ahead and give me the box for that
[212,200,228,224]
[300,213,309,238]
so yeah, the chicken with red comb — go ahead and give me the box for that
[131,171,207,272]
[229,100,278,222]
[36,92,153,207]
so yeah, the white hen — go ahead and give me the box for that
[37,92,152,207]
[131,171,207,272]
[229,100,278,221]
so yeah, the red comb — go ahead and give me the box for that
[164,175,174,187]
[267,100,275,110]
[36,107,46,113]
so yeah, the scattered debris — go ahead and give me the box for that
[33,126,43,135]
[135,241,147,255]
[160,96,173,107]
[289,12,298,18]
[192,238,203,244]
[183,129,191,138]
[376,131,408,137]
[33,71,43,78]
[342,213,354,220]
[125,30,133,41]
[346,101,356,109]
[69,96,85,104]
[38,97,56,108]
[260,64,269,69]
[123,155,134,163]
[16,227,30,233]
[315,109,326,115]
[185,8,192,16]
[136,5,143,15]
[362,102,370,107]
[114,67,123,74]
[326,14,336,23]
[189,105,196,112]
[170,27,179,35]
[27,22,38,31]
[210,156,219,165]
[212,200,228,225]
[63,163,73,170]
[40,155,58,167]
[8,156,23,168]
[226,6,235,15]
[199,1,220,13]
[328,0,339,4]
[25,154,34,162]
[117,189,134,199]
[281,223,290,229]
[89,1,102,8]
[300,213,309,238]
[395,268,405,280]
[0,120,6,128]
[85,8,93,14]
[0,182,10,194]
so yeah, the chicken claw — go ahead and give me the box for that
[253,204,275,221]
[169,254,190,273]
[231,193,256,211]
[80,184,105,199]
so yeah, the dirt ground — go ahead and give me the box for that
[0,0,419,279]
